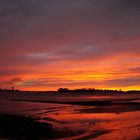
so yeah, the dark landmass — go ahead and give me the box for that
[0,87,140,94]
[0,114,89,140]
[0,113,55,140]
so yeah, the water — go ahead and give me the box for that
[0,93,140,139]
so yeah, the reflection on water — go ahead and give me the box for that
[0,98,140,139]
[0,100,71,115]
[40,104,140,140]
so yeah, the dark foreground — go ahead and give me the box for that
[0,114,54,140]
[0,91,140,140]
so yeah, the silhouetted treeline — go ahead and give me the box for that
[57,88,124,93]
[0,88,20,92]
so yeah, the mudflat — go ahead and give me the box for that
[0,91,140,140]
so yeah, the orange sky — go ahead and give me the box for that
[0,0,140,91]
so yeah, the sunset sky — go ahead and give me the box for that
[0,0,140,91]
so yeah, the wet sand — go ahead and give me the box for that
[0,92,140,139]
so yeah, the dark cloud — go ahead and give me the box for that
[21,77,76,87]
[0,77,23,88]
[128,67,140,73]
[0,0,140,42]
[0,70,23,76]
[120,0,140,9]
[9,77,23,84]
[105,77,140,87]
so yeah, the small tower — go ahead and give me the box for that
[11,86,14,91]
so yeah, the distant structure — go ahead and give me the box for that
[11,86,14,91]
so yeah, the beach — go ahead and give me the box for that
[0,91,140,140]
